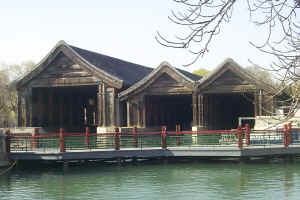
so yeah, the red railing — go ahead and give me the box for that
[4,122,297,153]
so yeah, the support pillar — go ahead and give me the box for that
[102,85,106,127]
[97,84,103,126]
[69,94,73,127]
[137,103,141,128]
[198,94,205,128]
[25,87,33,127]
[192,93,198,127]
[127,101,131,127]
[48,91,53,127]
[17,90,24,127]
[59,95,64,127]
[111,88,115,127]
[258,89,263,116]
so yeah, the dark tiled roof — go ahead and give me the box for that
[176,68,202,81]
[70,45,153,87]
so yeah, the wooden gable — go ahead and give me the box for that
[201,68,256,94]
[28,52,100,88]
[145,72,193,95]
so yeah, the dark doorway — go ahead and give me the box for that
[207,93,254,129]
[145,95,192,130]
[32,85,98,132]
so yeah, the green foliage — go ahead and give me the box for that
[192,68,210,77]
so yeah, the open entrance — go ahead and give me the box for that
[32,85,98,132]
[145,95,192,130]
[206,93,254,129]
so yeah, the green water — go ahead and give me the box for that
[1,160,300,200]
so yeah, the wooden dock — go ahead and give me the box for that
[8,145,300,161]
[4,123,300,162]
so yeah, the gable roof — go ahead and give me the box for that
[119,61,202,100]
[197,58,276,93]
[70,45,153,88]
[16,40,153,89]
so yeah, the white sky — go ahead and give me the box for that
[0,1,275,73]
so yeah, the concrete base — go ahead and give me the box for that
[192,126,207,131]
[8,127,47,135]
[97,126,162,134]
[97,127,116,134]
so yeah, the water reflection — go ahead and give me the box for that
[1,159,300,200]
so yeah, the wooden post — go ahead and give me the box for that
[111,88,116,126]
[238,126,243,149]
[133,126,138,148]
[69,94,73,127]
[198,95,204,128]
[192,93,198,126]
[48,92,53,126]
[102,85,106,127]
[161,126,167,149]
[59,96,64,127]
[59,128,65,152]
[32,128,39,149]
[283,124,288,148]
[258,90,263,116]
[4,130,10,153]
[37,90,43,126]
[288,122,292,145]
[97,84,102,126]
[176,124,180,146]
[114,127,120,150]
[245,124,250,146]
[127,101,131,127]
[17,90,24,127]
[85,127,89,149]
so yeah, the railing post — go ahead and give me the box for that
[133,126,138,148]
[176,124,180,146]
[85,127,89,149]
[32,128,39,149]
[238,126,243,149]
[114,127,120,150]
[161,126,167,149]
[288,122,292,145]
[283,124,288,148]
[245,124,250,146]
[4,130,10,153]
[59,128,65,152]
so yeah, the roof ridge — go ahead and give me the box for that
[69,45,153,70]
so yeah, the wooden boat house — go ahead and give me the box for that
[15,41,275,132]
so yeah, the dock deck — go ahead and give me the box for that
[5,124,300,161]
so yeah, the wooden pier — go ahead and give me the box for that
[4,123,300,162]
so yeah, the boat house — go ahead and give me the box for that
[15,41,275,132]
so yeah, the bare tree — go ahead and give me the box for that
[0,61,35,127]
[156,0,300,117]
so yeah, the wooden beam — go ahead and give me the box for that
[192,93,198,126]
[37,90,43,126]
[127,101,131,127]
[102,85,106,127]
[25,87,33,127]
[17,91,23,127]
[142,97,146,128]
[111,88,115,127]
[198,94,204,127]
[258,90,263,116]
[48,91,53,126]
[69,93,73,127]
[59,95,63,127]
[137,103,141,127]
[97,84,102,126]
